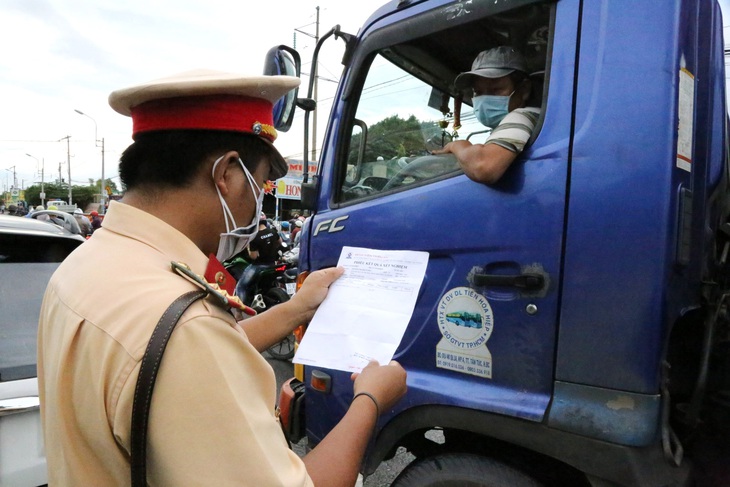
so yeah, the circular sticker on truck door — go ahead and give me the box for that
[436,287,493,378]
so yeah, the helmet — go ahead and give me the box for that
[281,221,290,229]
[295,220,303,228]
[36,205,44,211]
[47,205,58,211]
[90,210,99,216]
[74,208,83,215]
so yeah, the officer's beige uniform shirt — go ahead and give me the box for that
[38,201,313,486]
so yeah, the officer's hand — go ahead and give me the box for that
[352,360,407,413]
[290,266,345,321]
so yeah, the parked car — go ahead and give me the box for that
[30,210,83,237]
[0,215,84,486]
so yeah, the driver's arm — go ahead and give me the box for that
[433,107,539,184]
[434,140,517,184]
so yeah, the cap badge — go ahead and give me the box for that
[252,121,278,141]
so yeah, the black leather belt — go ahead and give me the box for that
[130,289,208,487]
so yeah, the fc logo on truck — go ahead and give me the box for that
[313,215,349,236]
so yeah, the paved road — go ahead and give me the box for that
[265,353,412,486]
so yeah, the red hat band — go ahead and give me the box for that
[130,95,277,141]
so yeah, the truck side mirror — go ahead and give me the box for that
[263,45,301,132]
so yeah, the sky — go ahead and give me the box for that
[2,0,730,194]
[0,0,382,193]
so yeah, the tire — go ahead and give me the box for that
[253,286,290,314]
[267,334,296,360]
[391,453,543,487]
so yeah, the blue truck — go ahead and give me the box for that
[269,0,730,484]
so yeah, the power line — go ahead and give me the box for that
[0,138,66,144]
[294,20,317,31]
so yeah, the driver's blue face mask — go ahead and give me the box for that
[472,92,514,128]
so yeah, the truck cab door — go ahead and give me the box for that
[303,0,579,438]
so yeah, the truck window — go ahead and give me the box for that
[336,2,551,203]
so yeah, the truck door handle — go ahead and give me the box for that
[472,272,545,290]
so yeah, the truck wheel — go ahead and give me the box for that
[391,453,543,487]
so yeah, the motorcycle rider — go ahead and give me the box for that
[73,208,93,237]
[249,219,282,263]
[279,220,291,244]
[235,219,283,304]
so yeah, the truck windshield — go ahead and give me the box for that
[337,2,552,202]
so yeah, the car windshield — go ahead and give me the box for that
[0,222,82,382]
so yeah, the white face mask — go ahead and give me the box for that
[213,155,264,262]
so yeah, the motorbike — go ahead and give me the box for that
[280,245,299,268]
[225,245,298,360]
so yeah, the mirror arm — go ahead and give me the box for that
[296,98,316,111]
[302,25,354,185]
[334,27,357,67]
[305,26,342,100]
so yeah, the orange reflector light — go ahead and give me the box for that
[311,376,327,392]
[310,370,331,393]
[296,270,309,292]
[293,325,305,343]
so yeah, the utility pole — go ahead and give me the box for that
[59,135,72,204]
[40,161,45,206]
[101,137,105,212]
[294,6,321,164]
[3,166,16,204]
[312,6,320,164]
[74,109,106,213]
[26,154,45,206]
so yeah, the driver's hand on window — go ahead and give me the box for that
[431,140,473,156]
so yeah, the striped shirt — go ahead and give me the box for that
[484,107,541,153]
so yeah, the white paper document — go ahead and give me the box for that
[293,246,429,372]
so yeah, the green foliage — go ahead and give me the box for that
[348,115,427,164]
[23,179,119,211]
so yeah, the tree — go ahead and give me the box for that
[93,178,120,195]
[23,178,120,211]
[348,115,428,164]
[24,182,70,207]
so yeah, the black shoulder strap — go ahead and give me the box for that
[130,289,208,487]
